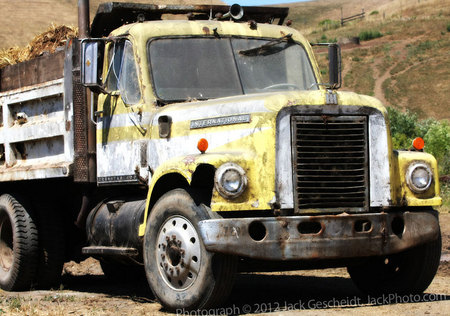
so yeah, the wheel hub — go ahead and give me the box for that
[156,216,201,290]
[167,240,182,266]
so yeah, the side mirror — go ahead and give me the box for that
[328,43,341,89]
[81,39,105,91]
[310,42,342,89]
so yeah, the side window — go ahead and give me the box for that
[105,41,124,91]
[105,40,141,105]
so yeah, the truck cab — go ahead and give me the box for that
[0,2,442,312]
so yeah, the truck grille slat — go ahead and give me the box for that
[297,186,366,192]
[292,116,369,212]
[299,192,366,197]
[298,202,364,208]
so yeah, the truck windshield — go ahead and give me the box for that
[148,37,317,102]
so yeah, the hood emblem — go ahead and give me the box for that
[326,89,338,105]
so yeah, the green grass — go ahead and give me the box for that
[344,61,375,96]
[42,294,76,303]
[7,297,22,310]
[318,19,341,31]
[439,182,450,213]
[407,40,437,59]
[359,30,383,41]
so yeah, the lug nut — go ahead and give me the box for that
[172,235,177,241]
[177,240,182,247]
[164,263,168,270]
[176,267,180,275]
[169,268,173,275]
[161,254,165,260]
[166,236,170,242]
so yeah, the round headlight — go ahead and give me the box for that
[215,163,247,199]
[406,163,433,193]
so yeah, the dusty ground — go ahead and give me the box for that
[1,213,449,315]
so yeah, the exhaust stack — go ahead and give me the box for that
[222,4,244,20]
[78,0,90,38]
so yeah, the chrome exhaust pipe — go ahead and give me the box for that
[222,4,244,20]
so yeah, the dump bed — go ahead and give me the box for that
[0,48,75,181]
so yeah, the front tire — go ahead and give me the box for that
[348,233,442,295]
[0,194,38,291]
[144,189,237,311]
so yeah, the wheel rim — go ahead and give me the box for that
[0,211,14,273]
[156,215,201,291]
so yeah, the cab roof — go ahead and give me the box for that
[90,2,289,38]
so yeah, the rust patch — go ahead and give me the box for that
[276,217,290,259]
[183,155,197,166]
[65,120,71,131]
[202,27,210,35]
[249,20,257,30]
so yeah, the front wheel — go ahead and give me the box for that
[348,233,442,295]
[144,189,237,311]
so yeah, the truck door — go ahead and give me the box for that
[96,39,149,185]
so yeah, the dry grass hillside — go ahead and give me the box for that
[0,0,224,49]
[287,0,450,119]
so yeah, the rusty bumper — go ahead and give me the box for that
[198,211,440,260]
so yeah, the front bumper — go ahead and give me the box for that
[198,211,440,260]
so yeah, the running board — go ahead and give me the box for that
[82,246,139,256]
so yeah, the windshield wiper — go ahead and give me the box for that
[239,34,294,56]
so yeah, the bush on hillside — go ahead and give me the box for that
[359,30,383,41]
[387,107,450,174]
[318,19,340,31]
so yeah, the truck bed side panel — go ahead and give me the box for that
[0,50,74,182]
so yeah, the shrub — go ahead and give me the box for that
[387,107,419,140]
[359,30,383,41]
[387,107,450,174]
[370,10,379,16]
[424,120,450,174]
[318,19,340,30]
[316,34,337,44]
[447,22,450,32]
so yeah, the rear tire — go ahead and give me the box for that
[0,194,38,291]
[144,189,237,311]
[348,233,442,295]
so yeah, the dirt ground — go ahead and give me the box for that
[1,213,449,316]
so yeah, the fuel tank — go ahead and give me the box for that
[86,198,146,249]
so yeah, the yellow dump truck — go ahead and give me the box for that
[0,1,442,311]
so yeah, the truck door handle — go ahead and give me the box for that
[158,115,172,138]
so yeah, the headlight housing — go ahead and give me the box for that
[215,163,247,199]
[406,163,433,193]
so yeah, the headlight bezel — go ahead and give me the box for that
[406,162,433,194]
[214,163,247,199]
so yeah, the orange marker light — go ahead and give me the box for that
[197,138,208,153]
[412,137,425,150]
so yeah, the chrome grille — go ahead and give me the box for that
[291,115,369,212]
